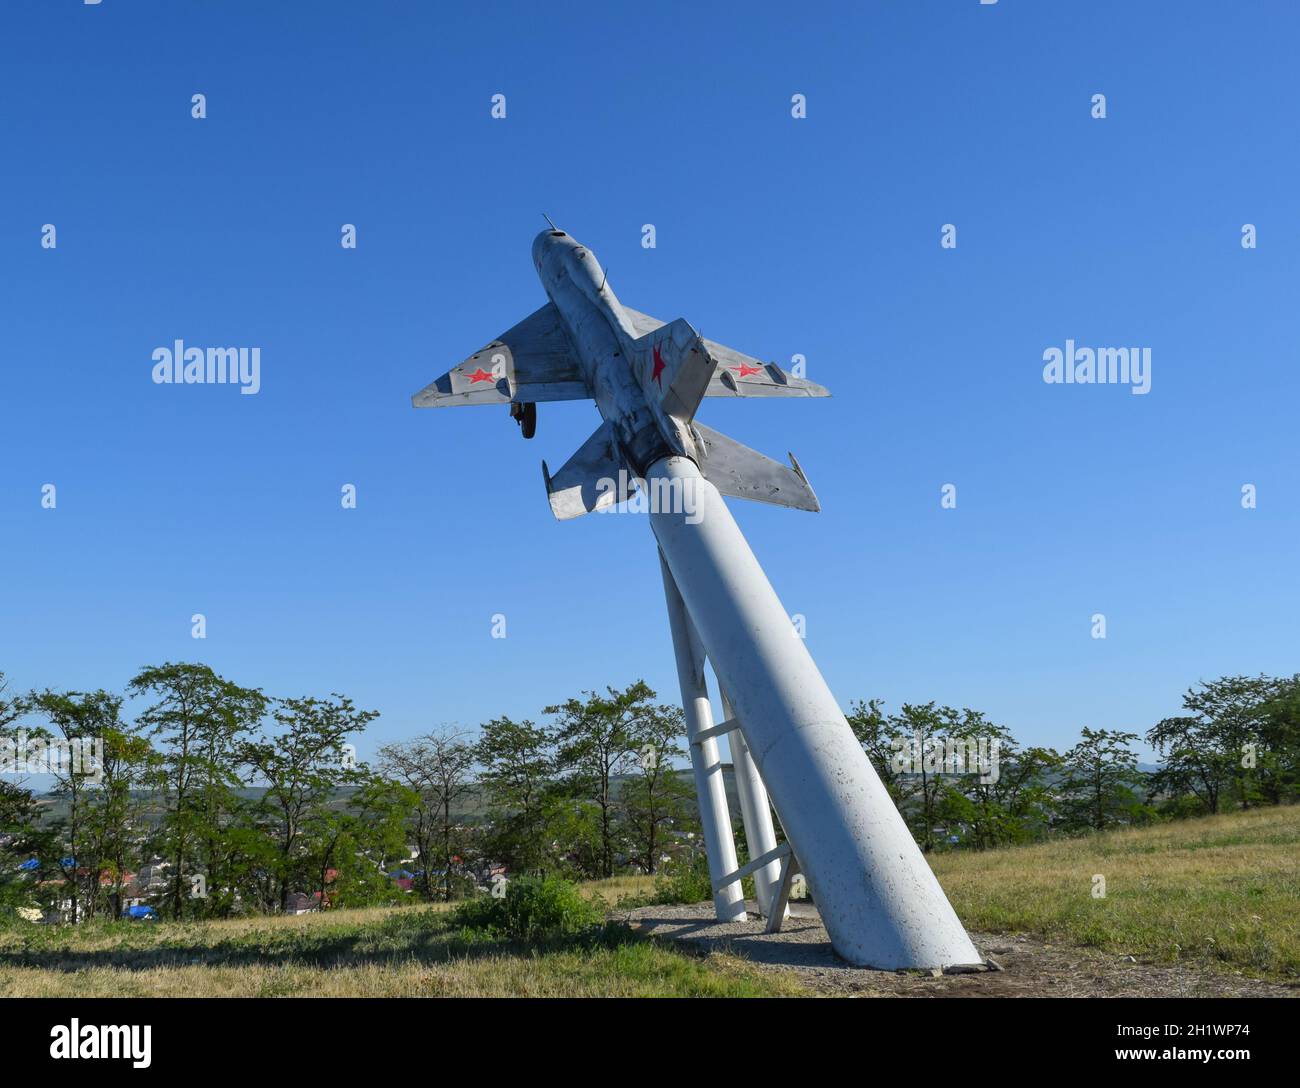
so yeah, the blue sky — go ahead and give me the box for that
[2,1,1297,763]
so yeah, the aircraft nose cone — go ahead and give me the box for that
[532,227,573,268]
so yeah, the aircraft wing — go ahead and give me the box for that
[620,306,829,398]
[412,302,588,408]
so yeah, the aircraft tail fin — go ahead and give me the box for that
[628,317,716,422]
[690,421,819,512]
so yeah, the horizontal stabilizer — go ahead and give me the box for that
[542,421,633,520]
[621,306,830,398]
[690,421,819,512]
[412,302,588,408]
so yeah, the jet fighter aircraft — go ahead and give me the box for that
[412,225,828,519]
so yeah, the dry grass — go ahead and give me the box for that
[579,874,656,907]
[931,805,1300,980]
[0,946,797,998]
[0,896,801,998]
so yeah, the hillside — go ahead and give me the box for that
[933,804,1300,979]
[2,805,1295,997]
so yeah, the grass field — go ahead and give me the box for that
[933,805,1300,980]
[0,896,799,997]
[1,806,1295,996]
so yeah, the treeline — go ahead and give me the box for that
[849,673,1300,851]
[2,665,1297,923]
[0,668,695,922]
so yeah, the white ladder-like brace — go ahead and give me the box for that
[712,842,789,891]
[691,718,740,745]
[660,550,794,931]
[764,843,798,934]
[721,686,788,922]
[709,841,798,935]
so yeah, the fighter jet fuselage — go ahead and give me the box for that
[531,229,686,476]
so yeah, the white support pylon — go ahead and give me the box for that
[720,687,786,921]
[659,551,747,923]
[649,456,982,969]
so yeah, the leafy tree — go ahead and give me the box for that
[1059,727,1145,832]
[377,728,478,901]
[881,702,998,852]
[239,694,376,912]
[547,681,657,878]
[300,772,410,909]
[1148,675,1297,813]
[543,796,604,879]
[0,673,23,732]
[1255,677,1300,805]
[0,674,45,912]
[846,698,912,805]
[619,702,693,874]
[476,716,556,875]
[128,663,267,919]
[26,689,123,922]
[854,696,1063,850]
[933,713,1059,849]
[82,725,158,920]
[939,744,1062,848]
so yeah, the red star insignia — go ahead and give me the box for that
[733,363,762,378]
[467,367,495,384]
[651,343,667,388]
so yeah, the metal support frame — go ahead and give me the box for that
[713,842,789,891]
[720,687,786,921]
[662,547,789,926]
[659,551,747,923]
[690,718,740,745]
[765,848,798,934]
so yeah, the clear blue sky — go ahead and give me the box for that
[2,1,1297,763]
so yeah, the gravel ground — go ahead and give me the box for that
[612,902,1299,997]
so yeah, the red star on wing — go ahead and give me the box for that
[651,343,667,388]
[467,367,495,384]
[732,362,763,378]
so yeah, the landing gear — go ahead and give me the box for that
[511,401,537,439]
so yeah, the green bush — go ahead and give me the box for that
[452,875,602,942]
[651,850,716,906]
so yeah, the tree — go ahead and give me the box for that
[547,681,656,879]
[1059,727,1144,832]
[0,674,44,912]
[1147,675,1297,814]
[846,698,912,805]
[0,777,44,913]
[619,702,693,874]
[938,735,1061,849]
[239,694,376,912]
[0,673,23,732]
[82,725,158,920]
[1255,677,1300,805]
[26,689,123,922]
[377,729,478,901]
[300,772,410,909]
[0,675,45,913]
[882,702,996,853]
[128,663,267,919]
[476,716,555,875]
[852,696,1063,850]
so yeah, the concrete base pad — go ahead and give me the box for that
[612,902,1295,997]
